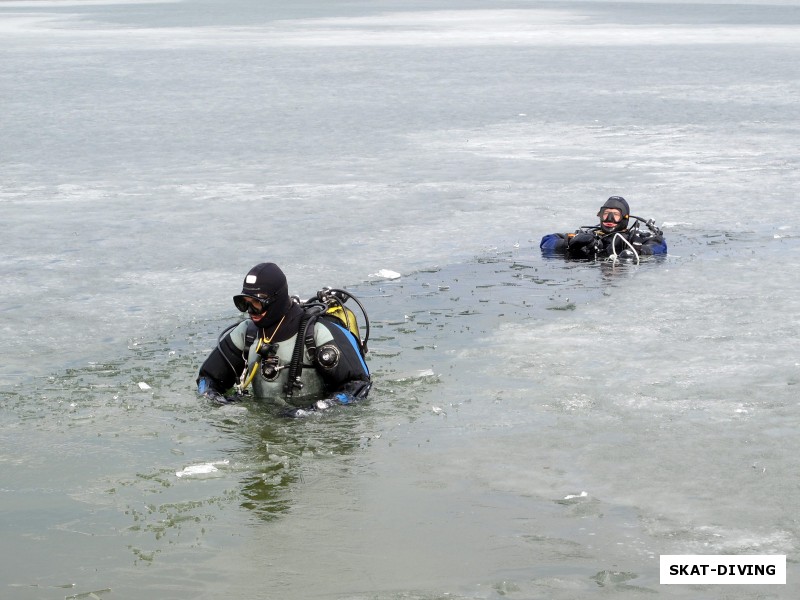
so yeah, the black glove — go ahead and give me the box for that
[207,390,236,405]
[618,249,636,259]
[568,232,600,257]
[283,406,315,418]
[197,376,239,405]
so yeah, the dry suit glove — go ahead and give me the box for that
[569,232,595,247]
[569,232,600,257]
[198,377,237,405]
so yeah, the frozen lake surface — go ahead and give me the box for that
[1,0,799,598]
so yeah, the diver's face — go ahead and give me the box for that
[246,300,270,324]
[599,208,623,231]
[237,296,271,324]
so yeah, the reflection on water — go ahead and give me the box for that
[221,412,367,521]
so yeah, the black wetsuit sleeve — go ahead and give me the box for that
[626,229,667,256]
[197,330,246,393]
[540,233,569,253]
[638,233,667,255]
[314,319,371,401]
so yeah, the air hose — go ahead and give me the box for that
[610,232,640,264]
[283,310,316,398]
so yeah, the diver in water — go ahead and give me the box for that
[540,196,667,260]
[197,262,371,417]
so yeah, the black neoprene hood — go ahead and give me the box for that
[598,196,630,232]
[233,262,292,328]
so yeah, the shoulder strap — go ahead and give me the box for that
[243,320,259,358]
[283,306,324,398]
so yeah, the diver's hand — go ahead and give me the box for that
[569,232,599,257]
[204,389,241,405]
[569,232,594,247]
[298,392,354,414]
[283,406,315,418]
[307,393,351,412]
[618,249,636,260]
[198,377,237,404]
[316,391,354,409]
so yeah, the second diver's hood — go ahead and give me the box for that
[597,196,630,233]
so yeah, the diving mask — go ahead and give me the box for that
[233,294,275,315]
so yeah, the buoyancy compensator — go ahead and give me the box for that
[282,287,370,398]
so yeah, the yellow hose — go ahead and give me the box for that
[239,338,263,391]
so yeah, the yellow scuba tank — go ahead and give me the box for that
[312,287,370,356]
[324,304,362,343]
